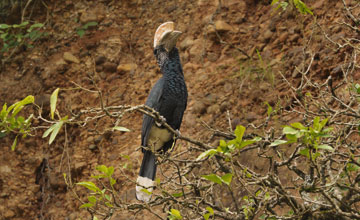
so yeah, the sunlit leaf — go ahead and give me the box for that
[11,135,18,151]
[221,173,233,186]
[317,144,334,151]
[48,121,63,145]
[269,139,288,146]
[202,174,222,185]
[141,188,152,195]
[79,203,94,208]
[283,126,298,135]
[76,181,100,192]
[50,88,59,120]
[112,126,130,132]
[196,149,217,160]
[172,192,183,198]
[234,125,246,142]
[88,195,96,204]
[170,209,182,219]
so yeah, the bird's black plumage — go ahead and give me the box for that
[136,45,187,202]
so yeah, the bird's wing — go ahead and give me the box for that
[141,77,165,147]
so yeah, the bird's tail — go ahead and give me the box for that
[136,150,157,202]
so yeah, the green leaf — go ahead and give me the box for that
[355,83,360,94]
[112,126,130,132]
[299,148,310,158]
[42,123,56,138]
[269,139,288,146]
[110,178,116,186]
[239,137,261,149]
[221,173,233,186]
[83,21,98,29]
[204,213,211,220]
[88,195,97,204]
[0,24,10,29]
[283,126,298,135]
[317,144,334,151]
[79,203,94,208]
[50,88,59,120]
[141,188,152,195]
[11,135,18,151]
[234,125,246,142]
[196,149,217,160]
[48,121,63,145]
[105,201,113,207]
[206,206,214,215]
[12,21,29,28]
[76,181,101,192]
[172,192,183,198]
[291,122,306,130]
[264,102,273,117]
[96,165,108,174]
[77,29,85,37]
[169,209,182,220]
[202,174,222,185]
[28,23,44,32]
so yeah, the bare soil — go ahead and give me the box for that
[0,0,358,219]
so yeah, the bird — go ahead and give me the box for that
[136,22,188,202]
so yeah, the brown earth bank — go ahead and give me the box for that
[0,0,359,219]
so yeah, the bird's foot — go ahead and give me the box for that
[155,115,167,127]
[174,129,181,137]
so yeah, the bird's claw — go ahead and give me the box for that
[155,115,167,127]
[175,129,181,137]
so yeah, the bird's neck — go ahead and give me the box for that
[157,48,183,76]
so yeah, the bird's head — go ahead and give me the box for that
[153,21,182,52]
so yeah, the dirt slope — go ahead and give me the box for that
[0,0,357,219]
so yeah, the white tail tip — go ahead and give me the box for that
[136,176,155,202]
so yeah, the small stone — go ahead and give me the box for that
[192,101,207,115]
[80,11,97,24]
[4,209,15,218]
[220,101,229,112]
[94,135,103,144]
[0,165,11,173]
[245,112,257,123]
[86,136,94,143]
[231,118,241,130]
[278,32,288,43]
[215,20,234,32]
[35,94,50,107]
[261,29,273,43]
[116,63,137,74]
[103,62,118,72]
[289,34,300,43]
[88,144,97,150]
[74,161,87,171]
[95,55,106,65]
[63,52,80,64]
[207,52,219,62]
[207,104,220,114]
[180,36,194,50]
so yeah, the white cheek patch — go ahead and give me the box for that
[136,176,155,202]
[148,126,172,152]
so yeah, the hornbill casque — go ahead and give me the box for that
[136,22,188,202]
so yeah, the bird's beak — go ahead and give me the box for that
[154,22,182,52]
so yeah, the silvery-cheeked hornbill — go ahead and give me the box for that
[136,22,188,202]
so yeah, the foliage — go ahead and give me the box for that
[0,21,46,53]
[271,0,313,15]
[76,21,98,37]
[73,165,116,210]
[0,95,34,150]
[42,88,67,145]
